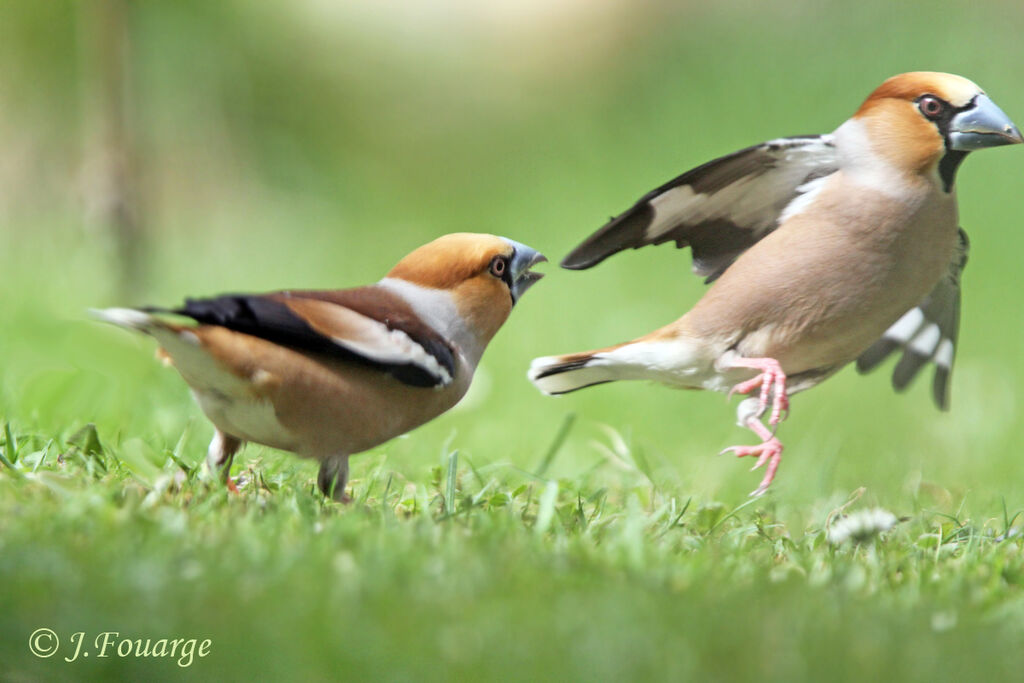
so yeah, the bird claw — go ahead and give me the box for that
[727,359,789,426]
[721,436,784,496]
[768,392,790,426]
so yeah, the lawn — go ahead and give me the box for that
[2,1,1024,680]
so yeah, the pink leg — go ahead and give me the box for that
[207,430,243,494]
[725,357,789,426]
[720,416,784,496]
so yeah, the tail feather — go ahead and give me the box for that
[88,307,162,333]
[528,342,654,395]
[89,306,195,351]
[90,306,210,373]
[528,354,617,395]
[529,334,711,396]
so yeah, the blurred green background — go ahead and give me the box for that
[3,0,1021,504]
[2,0,1024,679]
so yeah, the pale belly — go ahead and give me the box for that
[184,352,469,459]
[686,178,961,377]
[192,389,301,453]
[151,316,473,461]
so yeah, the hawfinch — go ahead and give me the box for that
[529,72,1021,495]
[94,233,546,501]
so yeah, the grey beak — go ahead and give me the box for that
[949,93,1024,151]
[503,238,547,303]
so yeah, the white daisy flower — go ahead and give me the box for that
[827,508,898,545]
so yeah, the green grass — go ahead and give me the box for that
[2,418,1024,681]
[4,0,1024,680]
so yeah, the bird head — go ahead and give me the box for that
[387,233,547,343]
[851,72,1021,188]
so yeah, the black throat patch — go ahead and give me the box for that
[938,150,967,193]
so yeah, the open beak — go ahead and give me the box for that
[949,94,1024,151]
[503,239,547,304]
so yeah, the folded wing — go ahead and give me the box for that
[561,135,839,281]
[856,229,969,410]
[163,289,456,388]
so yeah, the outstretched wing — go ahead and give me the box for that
[561,135,839,281]
[856,229,969,410]
[162,289,456,388]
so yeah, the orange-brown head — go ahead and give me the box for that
[388,233,546,342]
[851,72,1021,186]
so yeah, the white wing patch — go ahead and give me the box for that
[330,319,453,387]
[884,307,925,344]
[907,323,942,359]
[934,339,954,370]
[646,136,837,243]
[856,229,968,410]
[561,135,839,275]
[292,301,454,387]
[379,277,483,367]
[874,310,951,372]
[777,174,830,224]
[649,176,760,236]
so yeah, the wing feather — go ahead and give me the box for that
[161,290,456,388]
[856,229,969,410]
[561,135,839,281]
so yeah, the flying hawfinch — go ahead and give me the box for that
[94,233,546,501]
[529,72,1021,495]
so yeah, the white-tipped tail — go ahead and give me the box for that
[528,353,619,395]
[529,337,712,396]
[88,307,160,332]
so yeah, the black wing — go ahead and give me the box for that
[856,229,969,410]
[562,135,839,282]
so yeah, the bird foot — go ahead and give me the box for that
[225,477,240,494]
[720,436,783,496]
[727,358,789,426]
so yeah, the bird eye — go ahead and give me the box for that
[489,255,508,278]
[918,95,945,120]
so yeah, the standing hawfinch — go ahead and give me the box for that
[95,233,546,501]
[529,72,1021,495]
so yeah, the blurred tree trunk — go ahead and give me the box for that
[80,0,145,298]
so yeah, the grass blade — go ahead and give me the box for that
[534,413,575,478]
[0,425,21,477]
[4,422,19,464]
[444,450,458,516]
[534,480,559,535]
